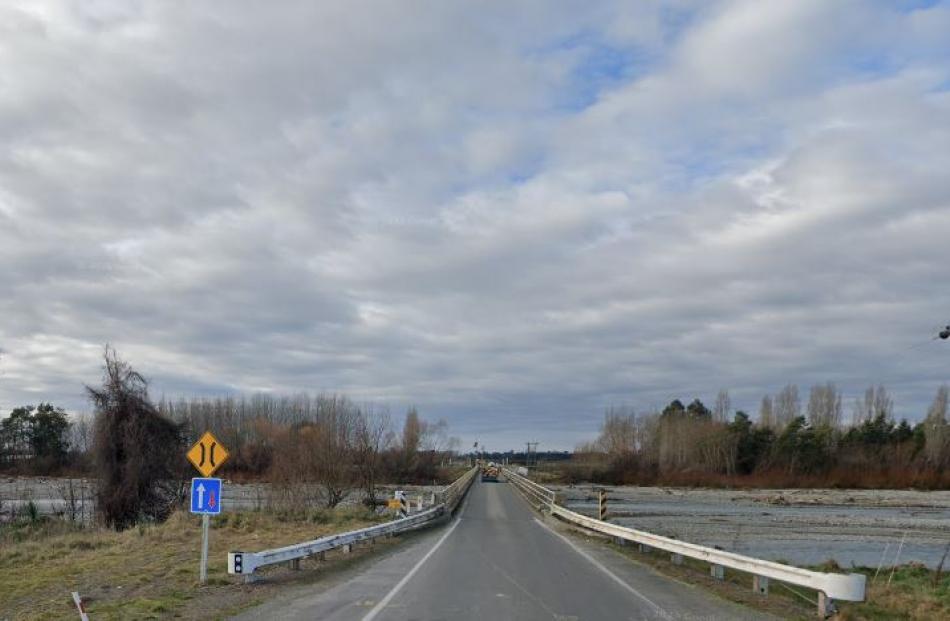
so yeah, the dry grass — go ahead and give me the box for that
[597,534,949,620]
[0,507,386,620]
[836,563,950,620]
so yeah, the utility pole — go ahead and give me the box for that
[525,441,539,467]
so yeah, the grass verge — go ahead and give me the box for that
[0,507,388,620]
[836,562,950,620]
[584,529,949,620]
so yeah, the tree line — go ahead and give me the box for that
[574,384,950,488]
[1,348,460,530]
[0,403,72,473]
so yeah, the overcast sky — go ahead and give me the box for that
[1,1,949,450]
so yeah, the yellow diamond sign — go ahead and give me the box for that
[187,431,229,477]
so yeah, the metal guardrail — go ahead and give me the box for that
[503,468,866,616]
[228,466,478,580]
[437,465,480,510]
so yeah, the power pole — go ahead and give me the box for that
[525,441,539,467]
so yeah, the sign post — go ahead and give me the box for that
[200,514,210,583]
[187,431,228,585]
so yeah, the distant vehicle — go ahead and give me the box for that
[481,464,499,482]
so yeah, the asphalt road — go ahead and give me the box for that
[234,478,772,620]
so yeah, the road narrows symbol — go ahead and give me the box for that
[187,431,229,478]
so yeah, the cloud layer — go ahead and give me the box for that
[2,1,949,449]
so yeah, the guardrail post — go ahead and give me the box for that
[817,592,835,618]
[753,575,768,595]
[290,558,301,570]
[638,543,650,553]
[342,543,352,554]
[710,564,725,580]
[671,553,683,565]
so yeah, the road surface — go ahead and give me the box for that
[234,478,772,620]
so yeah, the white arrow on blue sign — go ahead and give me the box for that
[190,477,222,515]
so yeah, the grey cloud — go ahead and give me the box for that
[1,1,949,449]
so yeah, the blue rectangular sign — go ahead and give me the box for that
[190,477,222,515]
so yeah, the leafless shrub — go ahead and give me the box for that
[54,478,85,523]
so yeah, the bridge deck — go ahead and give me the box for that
[234,478,773,620]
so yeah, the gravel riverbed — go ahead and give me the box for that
[553,484,950,569]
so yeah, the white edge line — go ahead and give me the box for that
[533,517,673,621]
[361,489,471,621]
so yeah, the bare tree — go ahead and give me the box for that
[806,382,842,428]
[697,424,738,475]
[774,385,800,428]
[924,385,949,468]
[353,407,391,506]
[314,395,357,508]
[596,407,638,456]
[400,407,422,478]
[713,389,731,423]
[70,413,93,455]
[758,395,774,429]
[417,417,454,480]
[852,385,893,426]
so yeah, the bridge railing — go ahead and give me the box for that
[503,467,865,617]
[228,466,478,581]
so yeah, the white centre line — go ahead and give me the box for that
[361,494,471,621]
